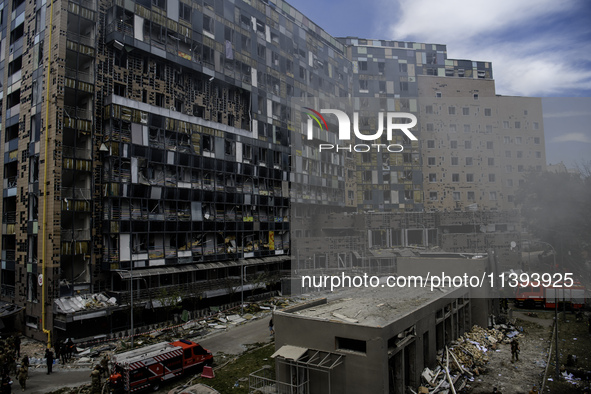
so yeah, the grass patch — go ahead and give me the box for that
[172,342,276,393]
[546,312,591,393]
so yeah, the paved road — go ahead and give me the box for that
[199,315,273,356]
[23,366,93,394]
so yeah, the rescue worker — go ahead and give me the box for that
[90,365,102,394]
[0,351,6,375]
[0,373,11,394]
[12,337,20,360]
[108,370,123,393]
[510,339,520,363]
[100,355,110,378]
[44,348,53,375]
[528,385,539,394]
[16,365,26,392]
[6,352,15,375]
[54,341,61,365]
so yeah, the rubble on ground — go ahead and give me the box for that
[22,296,294,371]
[418,323,524,393]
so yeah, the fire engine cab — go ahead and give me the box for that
[109,339,213,393]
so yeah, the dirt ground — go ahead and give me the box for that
[467,309,591,394]
[467,311,554,394]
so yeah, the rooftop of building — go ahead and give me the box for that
[286,284,461,328]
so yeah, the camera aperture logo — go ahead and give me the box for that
[304,108,418,153]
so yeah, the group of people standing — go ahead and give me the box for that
[54,339,75,365]
[0,335,28,393]
[43,338,76,376]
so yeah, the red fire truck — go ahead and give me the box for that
[109,339,213,393]
[514,281,586,309]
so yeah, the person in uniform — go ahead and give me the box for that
[100,355,110,378]
[510,339,520,363]
[90,365,102,394]
[0,351,6,375]
[12,337,20,360]
[528,385,539,394]
[16,365,27,392]
[0,373,11,394]
[44,348,53,375]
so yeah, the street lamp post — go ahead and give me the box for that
[239,235,253,315]
[115,268,134,349]
[130,265,134,349]
[512,239,559,379]
[533,240,559,380]
[540,241,559,381]
[240,260,244,315]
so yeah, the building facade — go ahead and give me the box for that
[0,0,546,342]
[0,0,353,340]
[338,38,494,213]
[418,76,546,212]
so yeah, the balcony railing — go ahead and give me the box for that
[5,176,17,188]
[66,31,95,48]
[61,187,92,200]
[0,285,15,298]
[64,105,93,120]
[2,250,16,261]
[70,0,96,11]
[109,278,232,305]
[62,146,92,160]
[61,229,91,242]
[2,212,16,223]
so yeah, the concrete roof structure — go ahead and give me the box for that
[293,285,455,327]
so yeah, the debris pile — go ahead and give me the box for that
[417,323,524,393]
[81,296,293,356]
[54,293,117,314]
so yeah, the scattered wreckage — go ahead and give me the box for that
[416,324,523,394]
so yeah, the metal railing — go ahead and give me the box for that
[61,229,91,241]
[3,250,16,261]
[109,278,231,305]
[0,285,15,298]
[250,367,306,394]
[6,176,17,188]
[71,0,96,11]
[61,187,92,200]
[3,212,17,223]
[63,105,93,120]
[62,146,92,160]
[65,32,95,48]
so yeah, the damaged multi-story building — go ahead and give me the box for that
[0,0,351,340]
[291,39,545,275]
[0,0,545,342]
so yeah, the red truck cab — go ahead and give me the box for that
[109,339,213,393]
[172,339,213,370]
